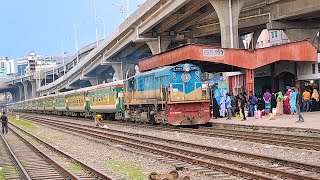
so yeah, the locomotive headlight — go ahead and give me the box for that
[184,64,190,72]
[181,72,191,82]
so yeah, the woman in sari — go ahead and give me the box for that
[276,91,284,115]
[290,89,297,114]
[284,90,291,114]
[311,89,320,111]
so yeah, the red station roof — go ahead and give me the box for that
[138,40,317,71]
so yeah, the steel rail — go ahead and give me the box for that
[22,114,320,173]
[19,115,320,180]
[9,122,115,180]
[0,133,32,180]
[8,126,80,180]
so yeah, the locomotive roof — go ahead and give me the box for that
[126,65,173,80]
[126,63,198,80]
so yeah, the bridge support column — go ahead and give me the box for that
[245,69,254,95]
[89,79,98,86]
[146,39,171,55]
[17,84,24,101]
[284,29,319,49]
[239,34,245,49]
[209,0,244,48]
[251,29,263,49]
[22,81,30,100]
[112,63,134,81]
[31,81,37,98]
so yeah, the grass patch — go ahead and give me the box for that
[106,158,145,180]
[0,168,4,180]
[67,163,83,172]
[52,136,66,141]
[8,117,38,132]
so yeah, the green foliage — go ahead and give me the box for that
[106,159,145,180]
[51,136,66,141]
[67,163,83,172]
[0,168,4,180]
[8,117,37,132]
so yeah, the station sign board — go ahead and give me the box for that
[202,49,224,57]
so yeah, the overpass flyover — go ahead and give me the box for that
[2,0,320,101]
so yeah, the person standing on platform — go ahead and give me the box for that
[1,112,8,134]
[296,89,304,122]
[212,98,220,119]
[220,95,226,117]
[263,89,272,115]
[302,89,311,112]
[249,91,257,117]
[271,93,277,114]
[311,89,319,111]
[284,90,291,114]
[276,91,284,115]
[240,93,247,121]
[226,93,232,120]
[290,89,297,114]
[230,92,236,116]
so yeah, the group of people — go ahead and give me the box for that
[211,92,249,121]
[211,88,320,122]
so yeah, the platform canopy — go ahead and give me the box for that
[138,40,318,72]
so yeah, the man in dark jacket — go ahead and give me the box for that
[240,93,247,121]
[1,111,8,134]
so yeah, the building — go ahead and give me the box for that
[242,29,289,49]
[17,52,59,76]
[269,30,289,46]
[0,57,15,81]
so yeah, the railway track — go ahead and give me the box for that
[14,113,320,180]
[15,112,320,151]
[0,134,21,180]
[3,122,115,180]
[105,119,320,151]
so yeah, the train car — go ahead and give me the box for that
[30,98,38,112]
[43,95,55,114]
[37,96,45,113]
[124,63,210,125]
[86,80,124,119]
[65,89,86,116]
[54,93,66,115]
[24,100,32,112]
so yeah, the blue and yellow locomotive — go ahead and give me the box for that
[124,63,210,125]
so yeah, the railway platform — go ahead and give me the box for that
[211,111,320,136]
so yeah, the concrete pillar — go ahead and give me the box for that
[146,39,171,55]
[112,64,134,81]
[245,69,254,95]
[17,84,24,101]
[209,0,244,48]
[22,81,30,100]
[252,29,263,49]
[285,29,319,49]
[89,79,98,86]
[239,34,245,49]
[31,81,37,98]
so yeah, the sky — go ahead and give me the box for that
[0,0,145,59]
